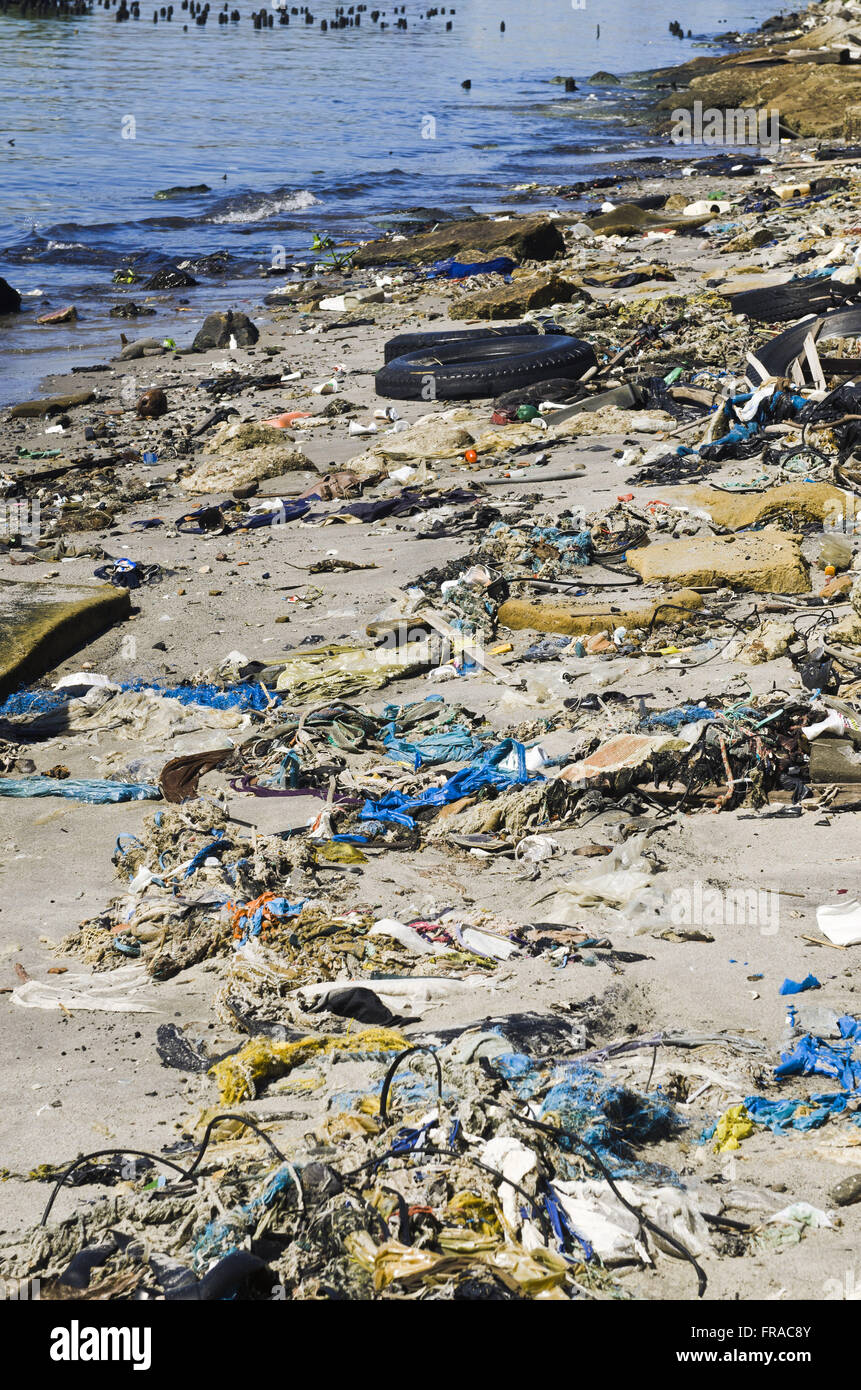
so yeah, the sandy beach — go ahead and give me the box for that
[2,0,861,1323]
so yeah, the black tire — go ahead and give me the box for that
[376,333,596,401]
[383,322,560,364]
[729,278,859,325]
[746,304,861,385]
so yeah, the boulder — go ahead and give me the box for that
[192,310,260,351]
[449,272,588,320]
[352,215,565,268]
[0,277,22,315]
[142,267,197,290]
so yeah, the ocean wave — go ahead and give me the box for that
[206,189,321,225]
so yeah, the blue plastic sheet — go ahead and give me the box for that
[382,723,485,770]
[775,1033,861,1092]
[0,777,160,803]
[744,1092,861,1133]
[426,256,516,279]
[779,974,821,996]
[358,739,534,828]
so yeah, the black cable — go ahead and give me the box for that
[516,1115,707,1297]
[506,575,637,590]
[40,1113,288,1226]
[379,1046,443,1127]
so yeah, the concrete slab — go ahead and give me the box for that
[497,587,703,636]
[626,529,810,594]
[0,579,130,698]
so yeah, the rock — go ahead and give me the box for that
[0,580,130,699]
[142,267,197,290]
[153,184,211,199]
[655,54,861,138]
[586,205,714,237]
[830,1173,861,1207]
[136,388,168,419]
[0,277,22,315]
[9,390,95,419]
[722,228,774,253]
[352,214,565,268]
[449,272,589,320]
[590,70,620,83]
[627,529,810,594]
[497,588,703,636]
[36,305,78,325]
[109,302,156,319]
[192,310,260,351]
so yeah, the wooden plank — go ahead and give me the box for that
[422,607,521,685]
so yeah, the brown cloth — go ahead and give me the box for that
[159,748,231,804]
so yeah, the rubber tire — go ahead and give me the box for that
[383,322,560,364]
[746,304,861,385]
[376,333,596,401]
[730,278,859,325]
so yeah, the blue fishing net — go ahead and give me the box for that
[0,679,277,721]
[118,679,277,712]
[493,1054,682,1180]
[191,1163,302,1270]
[0,689,68,717]
[642,705,716,729]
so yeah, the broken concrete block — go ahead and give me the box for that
[0,580,130,699]
[656,481,858,532]
[626,529,809,594]
[809,739,861,784]
[497,588,703,636]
